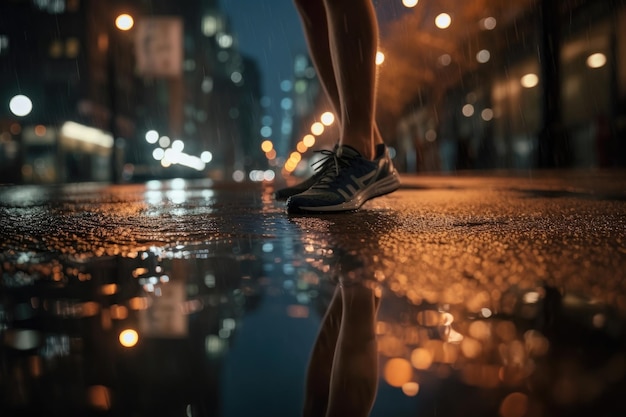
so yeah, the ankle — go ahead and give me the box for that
[341,142,375,160]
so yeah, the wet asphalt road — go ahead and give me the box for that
[1,170,626,417]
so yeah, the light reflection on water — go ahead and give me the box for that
[2,239,625,417]
[1,181,625,416]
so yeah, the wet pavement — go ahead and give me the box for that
[1,170,626,417]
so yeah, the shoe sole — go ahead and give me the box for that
[288,171,401,213]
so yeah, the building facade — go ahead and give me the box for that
[386,0,626,172]
[0,0,263,184]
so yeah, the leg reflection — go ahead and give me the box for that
[304,280,380,417]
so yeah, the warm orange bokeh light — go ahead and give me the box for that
[128,296,148,310]
[384,358,413,387]
[303,134,316,148]
[499,392,528,417]
[34,125,47,136]
[265,149,277,160]
[296,141,308,153]
[402,382,420,396]
[410,347,433,370]
[87,385,112,410]
[100,283,118,295]
[290,152,302,162]
[261,140,273,153]
[310,122,324,136]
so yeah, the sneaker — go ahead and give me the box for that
[285,144,400,213]
[274,144,339,200]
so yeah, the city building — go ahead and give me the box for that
[382,0,626,172]
[0,0,263,184]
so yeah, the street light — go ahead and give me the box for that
[108,13,134,183]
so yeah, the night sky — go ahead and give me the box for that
[219,0,308,124]
[218,0,410,136]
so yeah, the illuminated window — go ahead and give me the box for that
[0,35,8,56]
[202,15,222,37]
[33,0,66,14]
[65,38,80,58]
[49,40,63,58]
[294,54,310,76]
[66,0,80,12]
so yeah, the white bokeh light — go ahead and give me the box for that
[9,95,33,117]
[145,130,159,144]
[435,13,452,29]
[476,49,491,63]
[587,53,607,69]
[521,73,539,88]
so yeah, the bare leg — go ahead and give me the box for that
[325,283,379,417]
[293,0,341,120]
[293,0,383,159]
[323,0,379,160]
[303,287,343,417]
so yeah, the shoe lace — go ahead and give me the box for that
[310,148,356,189]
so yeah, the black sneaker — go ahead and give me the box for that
[285,144,400,213]
[274,144,340,200]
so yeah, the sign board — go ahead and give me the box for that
[135,17,183,78]
[138,281,188,338]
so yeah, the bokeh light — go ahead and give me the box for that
[310,122,324,136]
[521,73,539,88]
[261,140,273,153]
[499,392,528,417]
[435,13,452,29]
[119,329,139,347]
[320,112,335,126]
[462,104,475,117]
[587,52,607,69]
[9,95,33,117]
[145,130,159,144]
[384,358,413,387]
[115,14,134,31]
[402,382,420,396]
[476,49,491,63]
[302,134,316,148]
[376,51,385,65]
[481,16,497,30]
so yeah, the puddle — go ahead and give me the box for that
[1,181,625,416]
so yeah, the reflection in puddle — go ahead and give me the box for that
[1,244,266,415]
[1,186,625,416]
[289,212,626,417]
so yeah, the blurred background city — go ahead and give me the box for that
[1,0,624,185]
[2,2,626,416]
